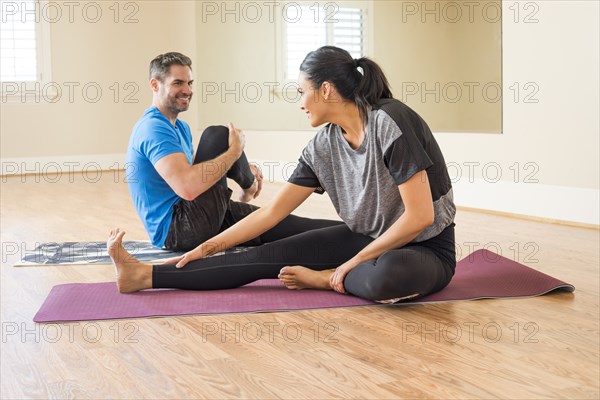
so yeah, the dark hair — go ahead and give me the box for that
[299,46,392,124]
[149,52,192,82]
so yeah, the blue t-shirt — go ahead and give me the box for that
[126,106,194,247]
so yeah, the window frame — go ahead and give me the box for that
[274,0,373,87]
[1,0,53,102]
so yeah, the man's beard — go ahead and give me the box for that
[167,94,191,114]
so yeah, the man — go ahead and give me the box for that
[126,52,261,251]
[126,52,336,252]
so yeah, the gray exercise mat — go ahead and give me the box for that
[15,241,250,266]
[13,241,185,266]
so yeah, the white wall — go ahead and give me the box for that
[245,0,600,225]
[1,1,598,225]
[1,0,198,166]
[433,0,599,224]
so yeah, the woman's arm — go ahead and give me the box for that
[329,170,435,292]
[168,183,316,268]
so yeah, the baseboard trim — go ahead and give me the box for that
[1,154,127,178]
[456,206,599,230]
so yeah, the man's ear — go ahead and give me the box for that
[150,78,160,92]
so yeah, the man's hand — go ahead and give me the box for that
[228,122,245,157]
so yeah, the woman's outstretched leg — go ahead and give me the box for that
[112,224,416,295]
[152,224,372,291]
[108,224,454,300]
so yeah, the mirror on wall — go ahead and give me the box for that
[375,0,503,133]
[196,0,502,133]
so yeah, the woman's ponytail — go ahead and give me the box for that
[354,57,393,123]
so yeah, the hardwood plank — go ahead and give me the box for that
[1,173,598,399]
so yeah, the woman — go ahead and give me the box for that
[109,46,456,303]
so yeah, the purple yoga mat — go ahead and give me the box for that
[33,249,574,323]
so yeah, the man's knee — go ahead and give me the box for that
[201,125,229,144]
[195,125,230,164]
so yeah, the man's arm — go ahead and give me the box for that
[154,123,245,201]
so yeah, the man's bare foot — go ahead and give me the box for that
[238,178,258,203]
[107,228,153,293]
[278,266,334,290]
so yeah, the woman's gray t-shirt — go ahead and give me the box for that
[288,98,455,242]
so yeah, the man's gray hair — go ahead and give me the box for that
[149,52,192,81]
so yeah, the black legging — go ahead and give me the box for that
[153,223,456,302]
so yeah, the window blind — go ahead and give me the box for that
[1,0,38,81]
[285,6,364,81]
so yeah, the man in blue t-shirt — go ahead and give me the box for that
[127,52,340,252]
[126,52,264,251]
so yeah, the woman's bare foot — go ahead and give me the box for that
[238,178,258,203]
[107,228,153,293]
[278,266,334,290]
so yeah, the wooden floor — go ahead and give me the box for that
[1,171,598,399]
